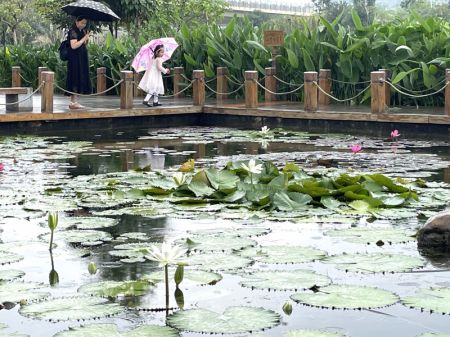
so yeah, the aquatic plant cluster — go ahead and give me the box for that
[0,128,449,337]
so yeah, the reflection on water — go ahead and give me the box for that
[1,127,449,337]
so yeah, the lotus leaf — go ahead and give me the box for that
[176,236,256,252]
[53,323,180,337]
[240,269,331,291]
[238,245,327,264]
[401,287,450,314]
[0,282,50,303]
[58,217,119,230]
[0,269,25,281]
[291,284,399,309]
[324,227,415,244]
[0,251,23,265]
[185,253,253,271]
[109,242,159,261]
[78,280,154,298]
[145,269,222,285]
[323,253,425,273]
[19,296,122,321]
[0,322,28,337]
[45,229,113,246]
[167,306,280,334]
[284,330,347,337]
[187,227,270,238]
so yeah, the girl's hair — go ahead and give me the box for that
[153,44,164,58]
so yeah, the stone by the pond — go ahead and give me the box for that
[417,210,450,248]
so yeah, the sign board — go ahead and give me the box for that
[263,31,284,47]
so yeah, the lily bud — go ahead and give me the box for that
[49,269,59,286]
[174,264,184,286]
[174,287,184,310]
[282,301,293,315]
[48,212,58,231]
[88,261,97,275]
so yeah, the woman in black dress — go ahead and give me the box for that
[66,16,91,109]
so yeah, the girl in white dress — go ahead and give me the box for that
[138,44,170,107]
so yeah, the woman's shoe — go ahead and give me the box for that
[69,102,84,109]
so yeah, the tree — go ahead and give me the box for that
[353,0,376,25]
[0,0,35,44]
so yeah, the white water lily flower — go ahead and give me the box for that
[260,126,270,135]
[173,172,187,186]
[260,139,270,150]
[241,159,263,175]
[146,242,187,267]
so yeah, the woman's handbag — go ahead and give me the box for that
[59,39,70,61]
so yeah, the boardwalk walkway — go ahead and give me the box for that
[0,95,449,138]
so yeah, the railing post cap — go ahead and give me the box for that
[217,67,228,75]
[245,71,258,80]
[174,67,184,73]
[121,70,134,80]
[265,67,275,75]
[193,70,204,79]
[97,67,106,73]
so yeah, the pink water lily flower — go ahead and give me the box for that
[390,130,400,138]
[351,145,362,154]
[0,163,4,172]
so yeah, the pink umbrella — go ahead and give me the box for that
[132,37,179,73]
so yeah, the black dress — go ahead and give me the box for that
[66,27,91,95]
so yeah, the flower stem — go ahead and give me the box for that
[165,264,169,311]
[49,230,54,251]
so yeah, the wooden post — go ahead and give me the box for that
[304,71,318,112]
[265,67,276,103]
[216,67,228,104]
[193,70,205,106]
[174,67,185,98]
[245,71,258,108]
[371,71,386,114]
[133,72,145,97]
[12,66,21,87]
[318,69,331,106]
[445,68,450,116]
[41,71,54,113]
[120,71,134,109]
[38,67,48,94]
[379,68,391,107]
[96,67,106,95]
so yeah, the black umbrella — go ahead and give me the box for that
[62,0,120,22]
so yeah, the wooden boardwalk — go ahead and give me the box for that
[0,95,449,138]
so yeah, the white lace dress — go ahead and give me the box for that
[138,57,168,95]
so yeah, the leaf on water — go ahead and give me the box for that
[401,287,450,315]
[323,253,425,273]
[238,246,327,264]
[53,323,180,337]
[0,282,50,303]
[240,270,331,291]
[19,296,122,321]
[78,280,155,298]
[167,306,280,334]
[291,284,399,310]
[324,227,415,244]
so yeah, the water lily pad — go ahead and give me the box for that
[53,323,180,337]
[78,280,155,298]
[116,232,150,241]
[185,253,253,271]
[240,270,331,291]
[401,287,450,314]
[0,269,25,281]
[93,206,170,219]
[291,284,399,310]
[58,217,119,230]
[176,236,256,252]
[0,282,50,303]
[19,296,122,321]
[238,246,327,264]
[0,251,24,265]
[284,330,347,337]
[166,306,280,334]
[324,227,415,244]
[323,253,425,273]
[109,242,158,262]
[41,230,113,246]
[187,227,271,238]
[145,269,222,286]
[417,334,450,337]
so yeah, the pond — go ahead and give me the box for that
[0,126,449,337]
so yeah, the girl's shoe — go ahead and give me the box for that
[153,102,162,107]
[142,101,152,107]
[69,102,85,109]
